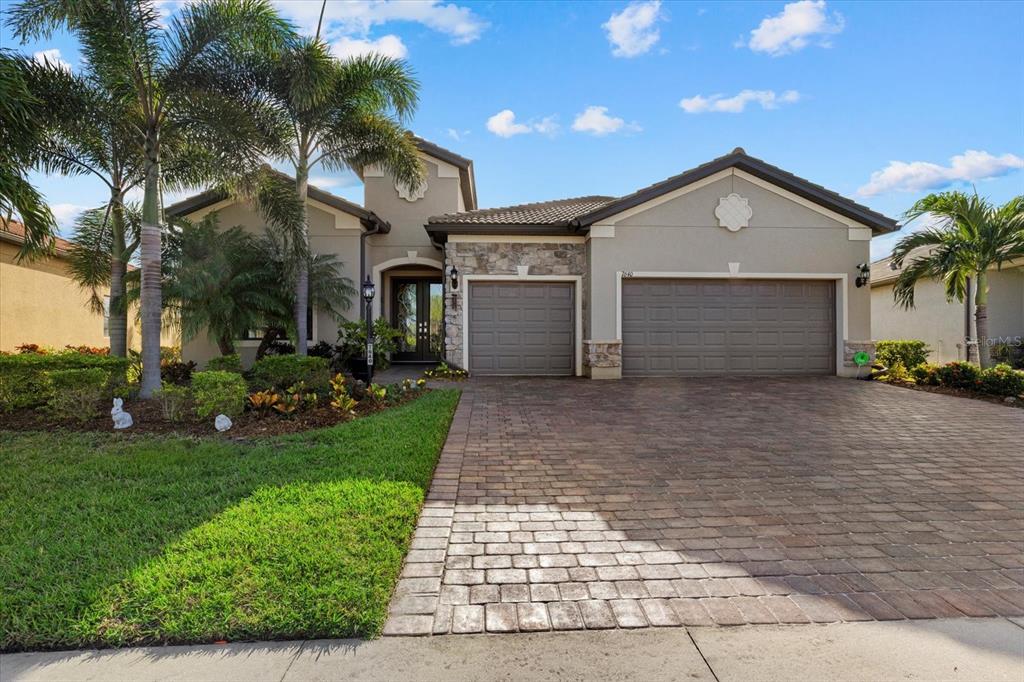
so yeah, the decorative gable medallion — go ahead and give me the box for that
[715,193,752,232]
[396,180,427,202]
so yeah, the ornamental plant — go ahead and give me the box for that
[875,340,931,370]
[192,371,248,419]
[206,354,243,373]
[153,383,190,422]
[979,364,1024,397]
[45,367,108,422]
[329,374,357,414]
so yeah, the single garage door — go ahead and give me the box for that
[622,279,835,376]
[468,282,574,375]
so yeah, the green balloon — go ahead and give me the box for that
[853,351,871,366]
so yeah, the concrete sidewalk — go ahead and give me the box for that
[3,618,1022,682]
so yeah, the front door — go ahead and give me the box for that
[391,277,443,362]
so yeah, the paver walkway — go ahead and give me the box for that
[386,377,1024,635]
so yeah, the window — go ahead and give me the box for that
[103,296,111,337]
[241,307,314,341]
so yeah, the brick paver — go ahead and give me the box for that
[386,377,1024,635]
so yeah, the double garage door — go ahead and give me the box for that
[465,278,835,377]
[621,278,836,376]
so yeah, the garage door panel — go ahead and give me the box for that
[468,282,574,376]
[622,278,835,376]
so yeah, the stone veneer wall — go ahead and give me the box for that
[843,340,876,367]
[443,241,587,370]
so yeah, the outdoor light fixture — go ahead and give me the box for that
[855,263,870,288]
[449,265,459,291]
[361,277,375,383]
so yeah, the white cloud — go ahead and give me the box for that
[50,203,89,230]
[603,1,663,58]
[571,106,641,136]
[680,89,800,114]
[858,150,1024,197]
[273,0,487,45]
[33,48,72,72]
[746,1,844,56]
[485,110,559,138]
[331,34,407,60]
[446,128,470,141]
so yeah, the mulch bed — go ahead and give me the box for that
[880,380,1023,409]
[1,392,427,439]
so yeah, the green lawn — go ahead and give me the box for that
[0,390,459,652]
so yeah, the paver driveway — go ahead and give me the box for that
[385,377,1024,635]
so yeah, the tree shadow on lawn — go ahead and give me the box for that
[0,390,460,653]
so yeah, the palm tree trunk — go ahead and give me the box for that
[108,200,128,357]
[255,326,284,360]
[217,334,236,356]
[294,159,310,356]
[139,131,163,398]
[975,270,991,369]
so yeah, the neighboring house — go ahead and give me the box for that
[871,248,1024,363]
[169,141,898,378]
[0,220,173,352]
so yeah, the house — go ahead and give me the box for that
[168,140,899,378]
[0,220,178,352]
[871,248,1024,363]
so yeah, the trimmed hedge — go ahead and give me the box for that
[249,355,331,394]
[980,364,1024,397]
[206,354,242,373]
[0,353,130,411]
[192,371,248,419]
[45,368,108,422]
[908,361,1023,397]
[876,340,931,369]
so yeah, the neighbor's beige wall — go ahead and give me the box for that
[180,199,362,369]
[587,174,871,377]
[871,264,1022,364]
[871,280,968,363]
[0,241,178,351]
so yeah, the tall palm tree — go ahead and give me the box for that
[892,191,1024,368]
[23,63,147,357]
[257,19,424,354]
[0,51,58,255]
[9,0,294,395]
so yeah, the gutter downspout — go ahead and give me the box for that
[360,218,385,324]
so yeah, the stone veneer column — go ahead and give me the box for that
[583,340,622,379]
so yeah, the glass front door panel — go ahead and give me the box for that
[429,283,443,356]
[396,282,418,354]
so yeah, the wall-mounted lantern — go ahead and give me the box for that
[855,263,870,288]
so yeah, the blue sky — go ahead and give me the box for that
[3,0,1022,259]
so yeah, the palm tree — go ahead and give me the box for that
[256,19,424,354]
[23,63,147,357]
[9,0,294,396]
[892,191,1024,368]
[0,51,58,255]
[251,231,357,360]
[158,216,284,355]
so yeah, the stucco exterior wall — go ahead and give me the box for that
[871,264,1023,364]
[443,240,587,369]
[587,174,871,377]
[0,241,176,352]
[180,198,363,369]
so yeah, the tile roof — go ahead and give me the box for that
[428,195,616,226]
[0,219,74,256]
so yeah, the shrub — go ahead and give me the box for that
[45,368,108,422]
[935,362,982,390]
[264,340,295,356]
[248,390,279,414]
[423,362,468,380]
[990,342,1024,369]
[876,340,931,370]
[337,319,402,370]
[192,371,248,419]
[910,363,940,386]
[881,363,911,384]
[0,352,130,411]
[364,383,387,407]
[979,364,1024,397]
[154,383,190,422]
[329,374,357,414]
[160,360,196,386]
[249,355,330,394]
[206,354,242,373]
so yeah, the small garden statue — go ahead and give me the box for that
[111,398,133,429]
[215,414,233,432]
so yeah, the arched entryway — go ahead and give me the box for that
[372,256,444,363]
